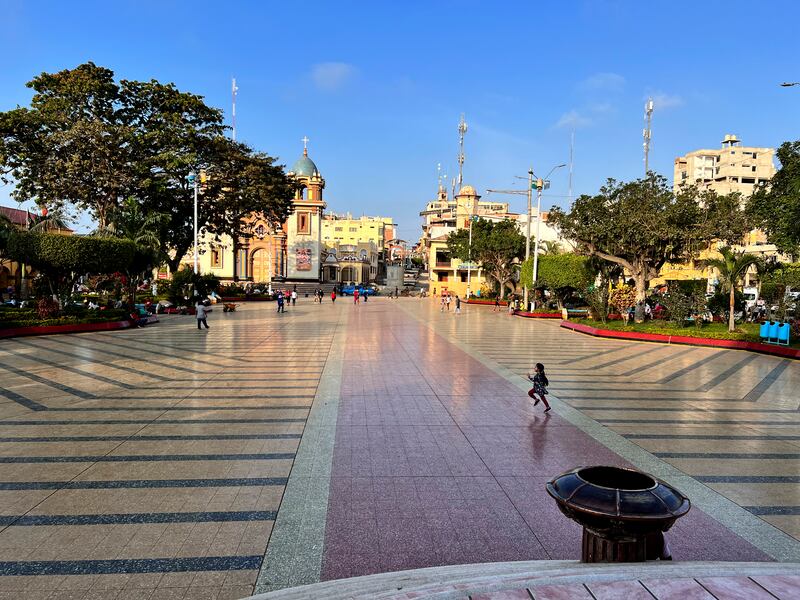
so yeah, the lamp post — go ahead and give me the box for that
[187,172,199,274]
[531,164,566,309]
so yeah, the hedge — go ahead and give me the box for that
[7,231,137,275]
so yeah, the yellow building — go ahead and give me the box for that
[321,214,394,248]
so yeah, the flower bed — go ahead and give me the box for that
[466,298,509,306]
[514,310,562,319]
[0,319,133,339]
[561,320,800,359]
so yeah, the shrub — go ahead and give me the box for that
[37,297,60,319]
[585,283,611,324]
[167,267,220,304]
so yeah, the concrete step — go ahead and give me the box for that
[249,560,800,600]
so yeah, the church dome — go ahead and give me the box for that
[290,151,320,177]
[458,184,478,196]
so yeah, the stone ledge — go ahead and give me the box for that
[246,560,800,599]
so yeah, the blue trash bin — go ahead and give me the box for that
[776,323,790,346]
[768,321,780,344]
[759,321,771,341]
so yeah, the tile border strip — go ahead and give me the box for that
[254,308,349,593]
[397,302,800,562]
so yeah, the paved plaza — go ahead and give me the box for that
[0,299,798,598]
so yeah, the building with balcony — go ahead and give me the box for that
[673,134,776,197]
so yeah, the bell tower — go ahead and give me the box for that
[285,137,326,281]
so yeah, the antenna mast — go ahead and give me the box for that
[643,97,654,175]
[232,78,239,141]
[457,113,467,189]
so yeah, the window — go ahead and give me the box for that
[437,272,449,282]
[297,212,310,235]
[752,166,756,172]
[742,178,755,184]
[211,247,222,268]
[349,227,358,233]
[335,226,343,232]
[752,153,757,159]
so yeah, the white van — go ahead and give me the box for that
[743,286,758,309]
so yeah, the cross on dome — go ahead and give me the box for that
[301,135,310,155]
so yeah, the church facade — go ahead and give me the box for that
[189,143,329,285]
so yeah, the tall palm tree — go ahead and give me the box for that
[703,246,762,332]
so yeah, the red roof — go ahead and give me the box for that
[0,206,31,227]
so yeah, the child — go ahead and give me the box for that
[527,363,551,413]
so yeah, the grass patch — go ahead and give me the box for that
[573,318,800,349]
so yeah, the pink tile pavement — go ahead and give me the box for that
[321,307,770,580]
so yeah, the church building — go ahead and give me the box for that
[190,141,327,286]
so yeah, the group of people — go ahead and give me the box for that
[275,289,297,313]
[439,293,461,314]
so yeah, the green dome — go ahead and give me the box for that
[291,153,319,177]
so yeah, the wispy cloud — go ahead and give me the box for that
[310,62,357,91]
[647,91,684,110]
[555,110,593,129]
[578,72,625,92]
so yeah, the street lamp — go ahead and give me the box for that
[531,164,566,310]
[187,172,199,274]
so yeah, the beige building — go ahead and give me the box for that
[662,135,782,289]
[674,134,776,196]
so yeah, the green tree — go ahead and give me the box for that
[520,253,594,309]
[748,141,800,254]
[100,197,168,303]
[0,63,130,226]
[6,231,136,304]
[702,246,762,332]
[540,240,563,255]
[447,218,525,298]
[549,174,706,321]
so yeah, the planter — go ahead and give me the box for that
[546,466,690,562]
[0,320,133,339]
[466,298,509,306]
[561,321,800,359]
[514,311,562,319]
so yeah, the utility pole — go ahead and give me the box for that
[232,78,238,141]
[457,114,467,189]
[524,169,533,308]
[643,97,654,175]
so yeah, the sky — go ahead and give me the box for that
[2,0,800,242]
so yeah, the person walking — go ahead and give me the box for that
[276,291,285,313]
[395,286,399,299]
[364,289,369,302]
[493,297,500,312]
[291,290,297,307]
[440,295,446,312]
[353,288,360,304]
[455,295,461,315]
[331,290,336,303]
[445,294,451,311]
[527,363,551,413]
[195,300,210,330]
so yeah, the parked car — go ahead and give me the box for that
[340,285,377,296]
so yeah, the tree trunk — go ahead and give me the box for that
[728,285,736,332]
[633,270,647,323]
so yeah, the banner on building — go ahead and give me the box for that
[296,248,312,271]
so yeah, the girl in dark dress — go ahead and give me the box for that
[527,362,551,412]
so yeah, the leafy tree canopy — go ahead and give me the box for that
[520,253,595,307]
[0,62,296,271]
[447,218,524,298]
[748,141,800,254]
[548,174,716,306]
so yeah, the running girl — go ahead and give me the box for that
[527,363,551,413]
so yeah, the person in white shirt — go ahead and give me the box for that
[291,290,297,306]
[196,301,210,330]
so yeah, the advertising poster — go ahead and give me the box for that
[296,248,312,271]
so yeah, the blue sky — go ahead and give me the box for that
[2,0,799,241]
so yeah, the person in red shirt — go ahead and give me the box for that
[353,289,360,304]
